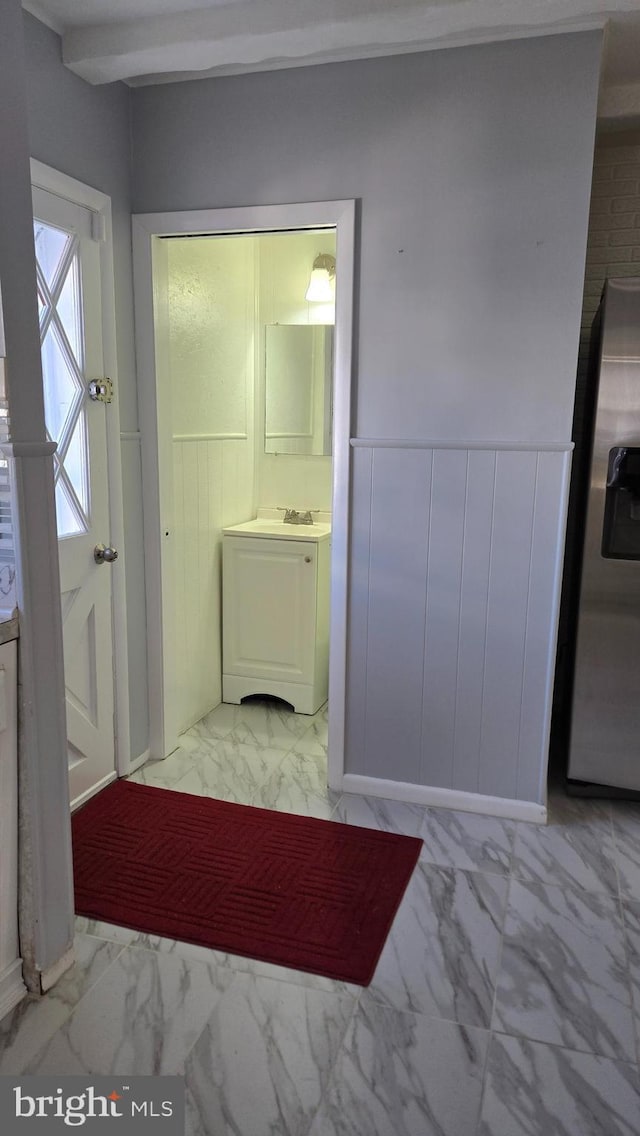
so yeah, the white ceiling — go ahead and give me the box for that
[22,0,640,124]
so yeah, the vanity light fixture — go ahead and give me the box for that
[305,254,336,302]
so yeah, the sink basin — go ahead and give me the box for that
[223,519,331,542]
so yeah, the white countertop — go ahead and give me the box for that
[223,518,331,542]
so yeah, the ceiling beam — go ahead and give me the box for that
[57,0,619,86]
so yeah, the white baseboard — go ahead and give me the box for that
[70,772,118,813]
[0,959,27,1020]
[40,946,75,994]
[341,774,547,824]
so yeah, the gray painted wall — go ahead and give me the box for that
[18,23,601,803]
[131,35,601,444]
[23,12,149,761]
[131,34,601,803]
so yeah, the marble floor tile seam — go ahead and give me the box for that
[491,871,639,1064]
[487,1015,638,1067]
[512,806,615,837]
[609,834,636,1035]
[363,987,500,1035]
[66,938,131,1008]
[610,811,640,900]
[121,930,366,1001]
[296,995,362,1136]
[5,943,131,1075]
[468,1022,505,1136]
[473,1028,500,1136]
[417,838,514,880]
[180,719,299,761]
[485,871,511,1043]
[161,964,230,1082]
[57,944,133,1021]
[150,756,348,820]
[506,838,621,898]
[74,923,132,947]
[503,857,624,901]
[144,751,285,802]
[486,1024,640,1071]
[473,1026,640,1136]
[618,893,640,1070]
[73,913,368,1004]
[220,729,307,764]
[328,794,345,821]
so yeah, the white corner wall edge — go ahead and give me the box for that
[341,774,547,824]
[39,946,75,994]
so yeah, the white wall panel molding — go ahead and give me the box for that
[350,438,574,452]
[342,774,547,824]
[346,444,572,806]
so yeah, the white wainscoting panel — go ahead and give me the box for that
[346,441,571,804]
[517,449,572,802]
[366,447,431,780]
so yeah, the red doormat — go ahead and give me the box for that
[72,780,422,985]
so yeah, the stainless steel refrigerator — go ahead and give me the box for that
[568,277,640,793]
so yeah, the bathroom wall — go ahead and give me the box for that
[256,230,335,514]
[166,236,256,734]
[132,33,601,808]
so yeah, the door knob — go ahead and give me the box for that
[94,543,118,564]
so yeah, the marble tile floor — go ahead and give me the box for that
[3,696,640,1133]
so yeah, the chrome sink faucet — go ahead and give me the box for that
[279,507,315,525]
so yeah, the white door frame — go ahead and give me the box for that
[132,200,355,790]
[30,159,131,778]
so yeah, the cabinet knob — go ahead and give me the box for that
[304,556,312,563]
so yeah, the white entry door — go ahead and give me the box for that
[32,186,116,808]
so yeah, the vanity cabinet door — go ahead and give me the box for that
[223,536,317,684]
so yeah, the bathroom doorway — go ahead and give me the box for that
[132,201,355,795]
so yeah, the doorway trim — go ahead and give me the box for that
[132,200,355,789]
[30,159,131,780]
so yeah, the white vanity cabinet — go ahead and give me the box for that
[222,521,330,714]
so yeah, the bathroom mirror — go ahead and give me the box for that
[264,324,333,456]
